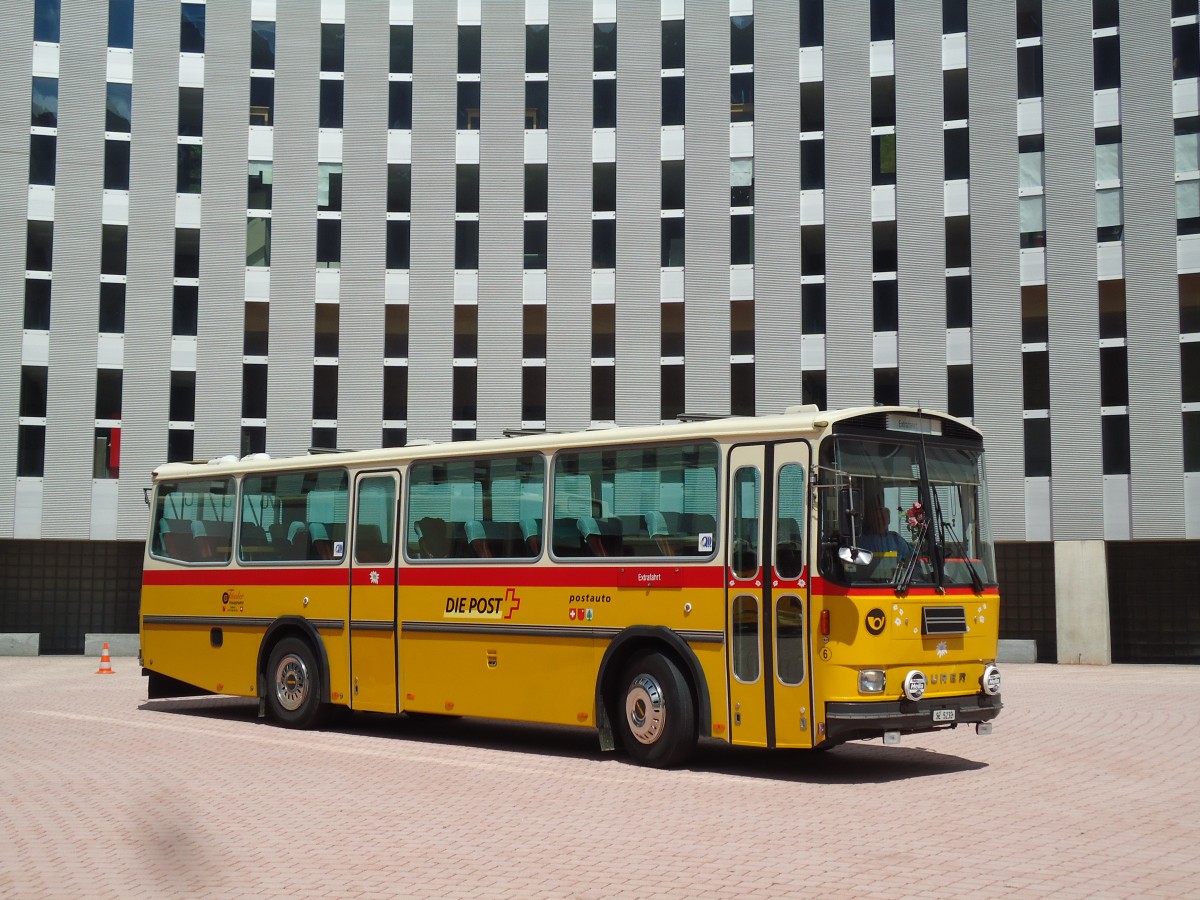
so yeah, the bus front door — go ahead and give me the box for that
[348,471,400,714]
[725,442,813,749]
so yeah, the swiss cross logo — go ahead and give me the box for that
[502,587,521,619]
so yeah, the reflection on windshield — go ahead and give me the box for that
[818,437,996,589]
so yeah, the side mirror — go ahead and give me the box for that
[839,546,873,566]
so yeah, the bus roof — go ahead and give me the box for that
[151,406,982,482]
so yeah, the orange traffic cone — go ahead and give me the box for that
[96,642,115,675]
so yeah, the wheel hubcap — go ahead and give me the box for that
[275,655,309,712]
[625,673,666,745]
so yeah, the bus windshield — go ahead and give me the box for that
[818,436,996,590]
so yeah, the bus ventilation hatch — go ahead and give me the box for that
[922,607,968,635]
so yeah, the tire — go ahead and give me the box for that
[265,637,325,729]
[616,652,697,768]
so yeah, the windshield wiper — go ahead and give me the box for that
[930,481,984,596]
[893,509,927,598]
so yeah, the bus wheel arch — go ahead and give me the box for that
[258,618,332,727]
[596,626,710,766]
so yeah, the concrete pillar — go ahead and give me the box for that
[1054,540,1111,664]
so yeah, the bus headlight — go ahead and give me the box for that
[858,670,886,694]
[902,670,927,701]
[982,664,1001,696]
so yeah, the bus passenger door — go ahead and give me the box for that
[770,441,813,749]
[726,445,768,747]
[349,471,400,714]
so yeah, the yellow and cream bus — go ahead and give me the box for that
[140,405,1002,767]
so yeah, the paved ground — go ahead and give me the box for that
[1,658,1198,899]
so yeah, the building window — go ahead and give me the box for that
[25,279,52,331]
[802,284,826,334]
[1183,342,1200,403]
[319,80,343,129]
[873,280,899,331]
[177,145,202,194]
[386,220,410,269]
[871,76,895,129]
[943,0,967,34]
[315,304,339,358]
[594,80,616,128]
[870,0,896,41]
[800,82,823,131]
[946,216,971,268]
[592,220,616,269]
[731,215,754,266]
[662,218,685,267]
[17,425,46,477]
[244,301,268,356]
[250,77,274,125]
[106,82,132,132]
[175,228,200,278]
[180,3,205,54]
[383,366,407,420]
[872,134,896,186]
[103,140,131,191]
[178,87,203,137]
[1099,346,1129,408]
[100,224,127,276]
[593,303,616,358]
[241,426,267,457]
[523,304,546,357]
[947,275,972,328]
[525,163,548,213]
[390,24,413,74]
[318,163,343,212]
[944,69,969,121]
[32,77,58,128]
[1023,419,1051,477]
[947,364,974,418]
[458,82,480,130]
[662,19,685,69]
[731,158,753,207]
[800,225,825,276]
[525,82,548,129]
[385,304,409,358]
[1101,415,1130,476]
[800,140,824,190]
[248,161,272,209]
[452,367,477,421]
[803,371,827,412]
[731,15,753,66]
[662,160,685,211]
[316,219,341,268]
[660,303,683,357]
[19,366,48,419]
[242,364,267,418]
[34,0,60,44]
[1020,196,1046,248]
[313,365,338,421]
[1017,45,1043,100]
[251,20,276,69]
[455,221,479,270]
[873,220,897,273]
[26,220,53,272]
[93,428,120,479]
[524,221,548,270]
[522,367,547,422]
[453,305,477,359]
[592,366,615,421]
[1016,0,1042,41]
[99,283,125,334]
[1174,23,1199,81]
[594,162,616,212]
[321,23,345,73]
[1022,352,1050,410]
[662,76,685,127]
[168,371,195,423]
[1093,34,1121,92]
[799,0,824,48]
[1099,279,1127,339]
[874,368,899,406]
[456,164,479,213]
[944,128,970,180]
[527,24,549,73]
[459,25,481,74]
[247,217,271,266]
[388,164,411,213]
[594,22,616,71]
[730,73,754,123]
[173,286,198,336]
[95,369,123,421]
[1021,285,1048,343]
[732,299,754,356]
[108,0,134,50]
[661,365,684,421]
[389,81,413,129]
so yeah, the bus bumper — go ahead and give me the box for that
[823,693,1002,745]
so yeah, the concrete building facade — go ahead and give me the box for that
[1,0,1198,660]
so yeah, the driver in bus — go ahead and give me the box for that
[858,496,911,559]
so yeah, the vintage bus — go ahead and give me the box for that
[140,405,1002,767]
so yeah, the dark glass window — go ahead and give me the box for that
[180,3,205,53]
[251,21,276,69]
[1022,352,1050,409]
[802,284,826,333]
[870,0,896,41]
[731,215,754,265]
[1093,35,1121,91]
[660,303,683,357]
[32,77,57,128]
[100,224,127,276]
[106,82,132,132]
[662,76,685,126]
[173,286,198,336]
[661,365,684,421]
[29,135,56,186]
[313,366,338,420]
[871,76,895,128]
[249,161,272,208]
[241,426,267,457]
[34,0,60,43]
[1017,45,1044,99]
[456,164,479,213]
[525,164,548,213]
[452,367,476,421]
[874,368,900,406]
[946,216,972,268]
[800,140,824,189]
[385,304,409,357]
[315,303,339,358]
[522,367,547,422]
[945,128,970,180]
[799,0,824,48]
[594,22,616,71]
[459,25,481,74]
[25,279,52,331]
[383,366,407,419]
[731,73,754,122]
[731,16,753,66]
[108,0,134,50]
[389,81,412,129]
[177,144,202,193]
[1099,346,1129,407]
[947,364,974,417]
[1175,24,1199,80]
[1016,0,1042,40]
[594,80,616,128]
[800,225,825,276]
[386,220,410,269]
[455,221,479,269]
[661,160,685,210]
[946,275,972,328]
[873,280,899,331]
[1183,342,1200,403]
[1101,415,1130,475]
[803,371,827,409]
[594,162,616,212]
[458,82,480,130]
[1024,418,1051,477]
[247,217,271,265]
[593,220,616,268]
[453,305,477,359]
[99,282,126,334]
[662,19,685,69]
[662,218,685,267]
[321,23,345,72]
[800,82,824,131]
[316,219,341,268]
[526,81,548,129]
[104,140,130,190]
[872,133,896,186]
[943,0,967,34]
[242,364,267,418]
[1021,285,1048,343]
[387,164,411,213]
[524,304,547,358]
[390,25,413,74]
[178,87,204,137]
[244,301,268,356]
[527,24,549,73]
[18,425,46,477]
[26,220,53,272]
[19,366,48,418]
[175,228,200,279]
[525,221,548,270]
[319,80,343,128]
[873,220,897,272]
[732,299,755,356]
[169,371,195,422]
[589,366,615,420]
[95,368,123,420]
[1098,279,1127,339]
[250,77,274,125]
[312,426,338,449]
[944,68,969,120]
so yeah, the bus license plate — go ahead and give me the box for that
[932,709,956,722]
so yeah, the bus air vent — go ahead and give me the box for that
[922,606,968,635]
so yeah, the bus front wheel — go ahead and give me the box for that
[266,637,325,729]
[617,652,696,768]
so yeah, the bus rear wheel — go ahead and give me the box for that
[617,652,696,768]
[266,637,325,729]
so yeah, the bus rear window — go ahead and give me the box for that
[151,478,236,564]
